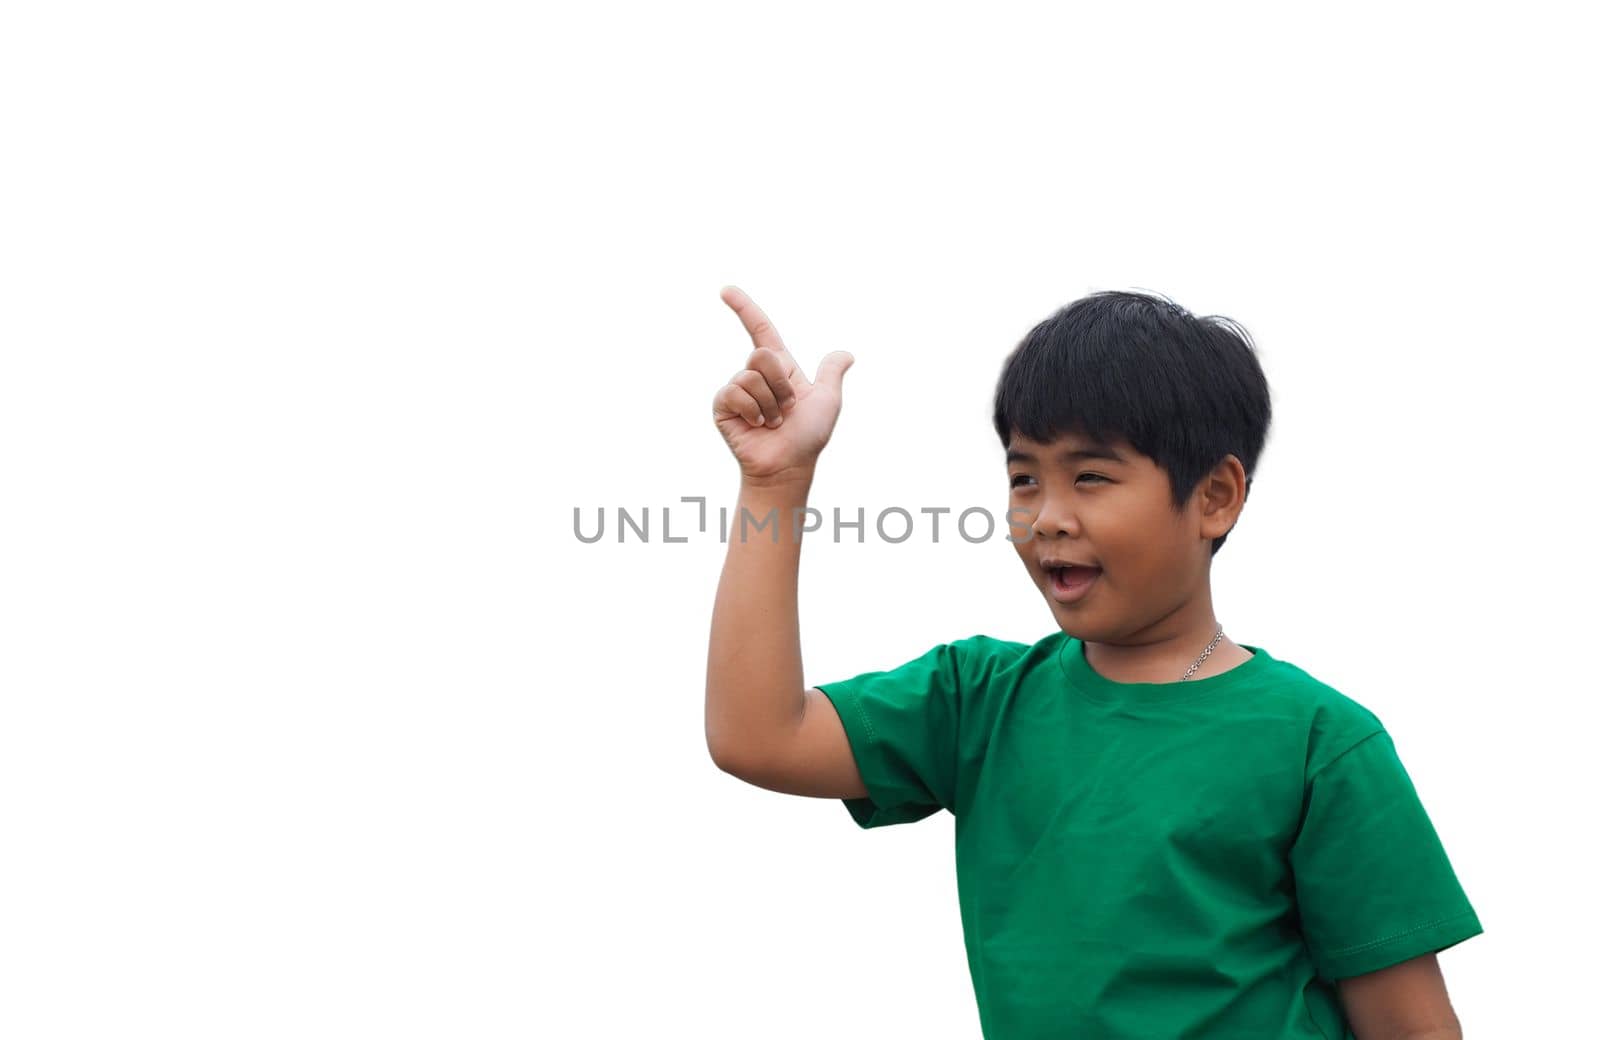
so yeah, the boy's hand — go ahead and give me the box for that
[712,286,854,486]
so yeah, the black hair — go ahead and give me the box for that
[992,289,1272,556]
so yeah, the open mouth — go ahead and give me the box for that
[1047,565,1102,600]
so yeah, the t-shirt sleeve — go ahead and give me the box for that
[813,640,966,830]
[1288,728,1484,980]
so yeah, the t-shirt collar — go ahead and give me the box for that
[1056,631,1272,704]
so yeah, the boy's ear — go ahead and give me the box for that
[1196,454,1249,540]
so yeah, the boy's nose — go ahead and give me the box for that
[1031,502,1080,540]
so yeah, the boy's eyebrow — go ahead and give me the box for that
[1005,444,1128,465]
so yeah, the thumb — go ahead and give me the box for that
[814,351,855,393]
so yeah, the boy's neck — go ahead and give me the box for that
[1079,614,1254,685]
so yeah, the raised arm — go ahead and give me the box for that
[703,286,861,796]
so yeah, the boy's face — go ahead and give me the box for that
[1005,430,1220,640]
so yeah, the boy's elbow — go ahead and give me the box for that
[708,739,739,775]
[706,729,754,777]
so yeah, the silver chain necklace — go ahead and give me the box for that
[1178,624,1226,682]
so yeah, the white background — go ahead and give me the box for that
[3,2,1594,1036]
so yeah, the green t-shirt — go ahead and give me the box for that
[815,630,1483,1040]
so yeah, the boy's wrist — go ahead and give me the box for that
[740,467,816,495]
[733,469,815,546]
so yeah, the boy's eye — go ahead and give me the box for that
[1009,473,1108,488]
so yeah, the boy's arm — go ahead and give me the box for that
[702,473,868,799]
[1336,953,1463,1039]
[703,473,811,774]
[703,286,857,788]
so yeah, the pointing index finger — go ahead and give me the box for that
[720,285,809,388]
[721,285,789,355]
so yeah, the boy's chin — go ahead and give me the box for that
[1044,596,1102,633]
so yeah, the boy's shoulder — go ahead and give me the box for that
[946,631,1039,658]
[1254,648,1388,774]
[927,631,1053,702]
[944,630,1054,676]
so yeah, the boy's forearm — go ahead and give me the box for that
[705,472,815,770]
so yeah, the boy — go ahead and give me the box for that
[704,286,1482,1039]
